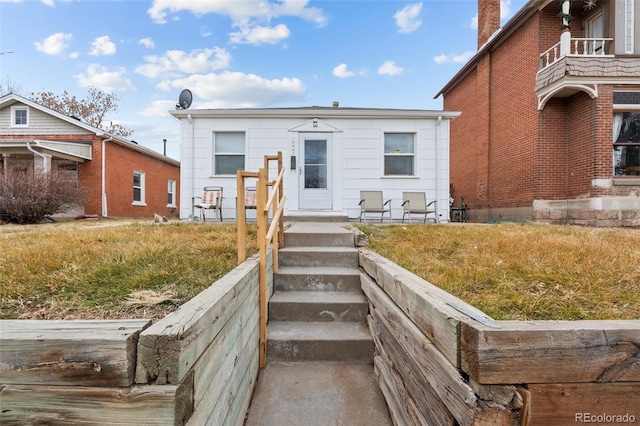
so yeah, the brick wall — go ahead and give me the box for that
[103,141,180,218]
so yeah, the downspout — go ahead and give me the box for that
[188,113,194,220]
[436,115,442,222]
[102,136,114,217]
[26,140,50,172]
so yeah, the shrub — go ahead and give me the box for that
[0,170,85,224]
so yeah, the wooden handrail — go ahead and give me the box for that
[237,151,286,367]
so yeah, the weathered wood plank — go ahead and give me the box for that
[369,314,456,426]
[362,273,482,425]
[190,306,259,424]
[528,383,640,426]
[190,323,259,426]
[359,249,496,367]
[374,355,418,426]
[0,383,182,425]
[0,319,149,387]
[136,255,261,385]
[461,320,640,384]
[191,288,258,404]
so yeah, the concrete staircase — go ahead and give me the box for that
[266,221,374,363]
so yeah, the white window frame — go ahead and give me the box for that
[133,171,146,206]
[11,106,29,128]
[383,132,416,177]
[167,179,177,207]
[213,131,246,176]
[625,0,635,53]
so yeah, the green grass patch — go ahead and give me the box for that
[0,220,257,320]
[357,222,640,321]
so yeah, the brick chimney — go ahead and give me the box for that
[478,0,501,47]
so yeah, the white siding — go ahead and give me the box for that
[179,113,453,222]
[0,103,93,136]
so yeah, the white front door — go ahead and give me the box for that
[298,133,332,209]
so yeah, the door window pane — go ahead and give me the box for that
[304,139,327,188]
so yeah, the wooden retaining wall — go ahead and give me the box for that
[359,249,640,426]
[0,250,273,425]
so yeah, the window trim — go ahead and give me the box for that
[10,106,29,128]
[212,131,246,176]
[383,132,417,177]
[167,179,177,207]
[625,0,635,54]
[133,171,146,206]
[613,110,640,177]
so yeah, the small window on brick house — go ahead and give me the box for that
[167,179,176,207]
[133,171,146,205]
[613,112,640,176]
[384,133,415,176]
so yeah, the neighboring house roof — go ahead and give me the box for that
[170,106,460,120]
[0,93,179,166]
[434,0,550,99]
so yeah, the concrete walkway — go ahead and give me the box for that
[244,220,392,426]
[244,361,392,426]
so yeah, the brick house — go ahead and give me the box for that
[0,93,180,219]
[436,0,640,226]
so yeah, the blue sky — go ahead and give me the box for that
[0,0,527,160]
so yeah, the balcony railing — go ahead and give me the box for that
[539,37,614,69]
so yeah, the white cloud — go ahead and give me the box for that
[229,24,290,45]
[148,0,326,27]
[158,71,305,108]
[89,36,116,56]
[34,32,72,55]
[139,37,155,49]
[140,99,177,117]
[394,3,422,34]
[433,51,475,64]
[333,64,355,79]
[76,64,136,93]
[41,0,54,6]
[470,14,478,30]
[378,61,403,76]
[135,47,231,79]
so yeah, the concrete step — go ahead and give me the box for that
[278,246,359,268]
[284,215,349,222]
[267,321,374,363]
[284,223,354,248]
[269,291,368,322]
[274,266,362,292]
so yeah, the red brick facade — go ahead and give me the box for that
[439,0,640,226]
[0,96,180,219]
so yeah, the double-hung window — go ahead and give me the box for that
[213,132,245,175]
[11,106,28,127]
[384,133,415,176]
[133,171,146,205]
[613,112,640,176]
[167,179,177,207]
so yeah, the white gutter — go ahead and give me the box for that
[436,115,442,222]
[102,136,114,217]
[188,113,194,220]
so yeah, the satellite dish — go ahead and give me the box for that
[177,89,192,110]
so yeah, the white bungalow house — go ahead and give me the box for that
[170,105,459,222]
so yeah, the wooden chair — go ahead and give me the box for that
[401,192,437,224]
[193,186,223,221]
[244,187,257,211]
[359,191,392,223]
